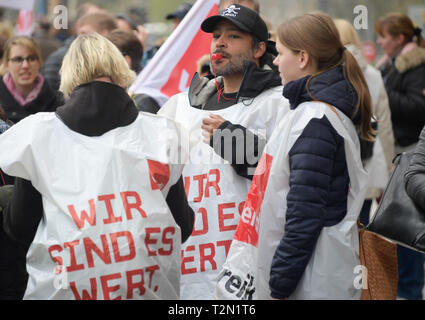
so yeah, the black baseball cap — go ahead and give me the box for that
[201,4,268,42]
[116,14,138,30]
[166,2,193,20]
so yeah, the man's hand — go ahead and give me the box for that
[201,114,227,144]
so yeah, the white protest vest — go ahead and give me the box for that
[214,102,368,300]
[159,87,289,299]
[0,112,189,300]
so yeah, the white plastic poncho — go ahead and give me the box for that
[0,112,190,300]
[214,102,368,300]
[362,64,390,191]
[158,87,289,299]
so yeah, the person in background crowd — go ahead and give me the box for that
[406,125,425,207]
[74,13,117,37]
[141,2,194,69]
[115,13,149,57]
[0,186,25,300]
[0,36,63,300]
[106,29,160,113]
[116,13,138,32]
[375,13,425,152]
[0,104,12,184]
[266,12,373,299]
[0,105,9,135]
[334,19,395,226]
[0,32,193,300]
[264,17,276,42]
[107,29,143,74]
[158,4,287,299]
[166,2,193,31]
[0,103,12,185]
[0,35,8,75]
[0,36,63,124]
[75,2,106,18]
[41,3,110,92]
[0,21,14,76]
[32,19,62,62]
[405,125,425,214]
[375,12,425,301]
[405,125,425,296]
[0,21,13,43]
[0,102,22,300]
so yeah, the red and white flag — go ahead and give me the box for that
[0,0,35,36]
[130,0,219,106]
[17,9,34,36]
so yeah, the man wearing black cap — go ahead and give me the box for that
[166,2,193,30]
[158,4,289,300]
[199,4,269,110]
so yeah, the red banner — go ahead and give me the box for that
[130,0,219,106]
[160,5,217,98]
[234,153,273,247]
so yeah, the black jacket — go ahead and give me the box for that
[380,46,425,147]
[1,81,194,299]
[269,67,357,299]
[41,36,74,92]
[0,76,64,124]
[134,93,161,114]
[405,125,425,210]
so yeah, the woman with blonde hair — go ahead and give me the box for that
[0,36,63,124]
[0,33,193,300]
[217,12,373,300]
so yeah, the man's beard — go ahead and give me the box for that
[214,50,254,77]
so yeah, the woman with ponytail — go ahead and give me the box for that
[375,13,425,301]
[376,13,425,151]
[265,12,374,299]
[216,12,373,300]
[241,12,373,299]
[334,18,395,227]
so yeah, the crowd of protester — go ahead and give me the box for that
[0,0,424,300]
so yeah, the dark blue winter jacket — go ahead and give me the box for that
[269,66,359,299]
